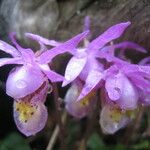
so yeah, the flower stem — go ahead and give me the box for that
[46,111,67,150]
[51,83,66,150]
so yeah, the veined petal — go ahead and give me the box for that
[25,33,61,47]
[77,69,103,101]
[0,40,20,57]
[62,56,87,87]
[38,30,89,64]
[14,101,48,136]
[87,22,131,52]
[0,58,23,67]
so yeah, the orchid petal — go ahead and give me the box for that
[65,82,96,118]
[105,73,123,101]
[9,32,24,50]
[84,16,90,31]
[65,83,86,118]
[139,56,150,65]
[0,58,23,67]
[128,73,150,92]
[39,64,64,82]
[96,51,115,62]
[38,31,89,64]
[25,33,61,47]
[77,69,103,101]
[121,64,150,77]
[13,78,48,136]
[100,104,132,134]
[14,101,48,136]
[79,57,104,81]
[87,22,131,52]
[42,69,64,82]
[9,32,32,53]
[100,41,146,57]
[0,40,20,57]
[105,72,138,109]
[9,32,35,61]
[62,56,87,87]
[6,66,45,99]
[114,41,147,53]
[18,48,35,64]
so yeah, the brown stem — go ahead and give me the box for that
[51,83,66,150]
[46,111,67,150]
[78,91,99,150]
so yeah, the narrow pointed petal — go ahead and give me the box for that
[128,73,150,91]
[84,16,90,31]
[39,64,64,82]
[25,33,61,47]
[0,40,20,57]
[121,64,150,77]
[0,58,23,67]
[100,41,146,56]
[62,56,87,87]
[9,32,24,50]
[42,69,64,82]
[77,69,103,101]
[9,32,35,62]
[87,22,131,52]
[139,56,150,65]
[38,31,89,64]
[14,101,48,136]
[114,41,147,53]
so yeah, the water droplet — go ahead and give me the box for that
[113,123,118,129]
[16,80,27,88]
[114,87,121,94]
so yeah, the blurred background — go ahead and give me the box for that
[0,0,150,149]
